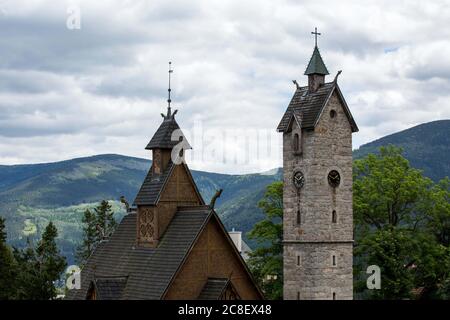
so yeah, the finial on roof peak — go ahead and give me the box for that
[311,27,321,47]
[161,61,178,120]
[334,70,342,83]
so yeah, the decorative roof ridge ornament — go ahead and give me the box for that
[161,61,178,121]
[334,70,342,83]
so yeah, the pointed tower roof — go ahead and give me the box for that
[304,46,329,75]
[145,112,183,150]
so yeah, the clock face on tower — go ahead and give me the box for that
[293,171,305,189]
[328,170,341,187]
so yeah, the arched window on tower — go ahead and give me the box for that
[332,210,337,223]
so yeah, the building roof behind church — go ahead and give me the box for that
[145,117,182,150]
[66,206,213,300]
[304,46,329,75]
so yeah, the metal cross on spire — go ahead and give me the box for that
[311,27,321,47]
[167,61,173,116]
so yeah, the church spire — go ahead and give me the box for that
[304,46,329,76]
[304,28,329,92]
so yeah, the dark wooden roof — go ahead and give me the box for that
[277,82,358,133]
[66,206,213,300]
[198,278,229,300]
[133,162,205,206]
[92,277,127,300]
[133,161,174,205]
[146,117,186,150]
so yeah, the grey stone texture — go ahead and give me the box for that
[282,91,354,300]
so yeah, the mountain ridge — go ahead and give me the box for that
[0,120,448,263]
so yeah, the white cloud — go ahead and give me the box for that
[0,0,449,173]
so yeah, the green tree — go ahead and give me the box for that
[14,223,67,300]
[76,209,97,265]
[94,200,117,240]
[0,216,18,300]
[77,200,117,266]
[35,222,67,299]
[247,181,283,300]
[425,177,450,246]
[353,146,450,299]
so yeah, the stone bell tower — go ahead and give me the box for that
[277,29,358,300]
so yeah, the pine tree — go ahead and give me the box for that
[35,222,67,299]
[76,200,117,266]
[0,216,18,299]
[94,200,116,240]
[14,223,67,300]
[76,209,97,265]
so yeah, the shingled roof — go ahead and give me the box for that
[66,206,214,300]
[91,277,128,300]
[133,162,204,206]
[197,278,230,300]
[277,82,358,133]
[304,46,329,75]
[133,161,174,205]
[145,117,183,150]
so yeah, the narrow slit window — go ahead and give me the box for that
[332,210,337,223]
[293,133,300,153]
[332,292,336,300]
[297,255,301,266]
[297,210,301,225]
[332,255,336,266]
[297,292,300,300]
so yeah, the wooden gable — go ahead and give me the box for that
[163,213,263,300]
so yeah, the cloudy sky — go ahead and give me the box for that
[0,0,449,174]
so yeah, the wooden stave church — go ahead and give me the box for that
[66,103,263,300]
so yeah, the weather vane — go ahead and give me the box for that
[311,27,321,47]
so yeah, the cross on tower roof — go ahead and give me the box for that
[311,27,321,47]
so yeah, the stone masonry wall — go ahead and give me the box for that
[283,90,354,300]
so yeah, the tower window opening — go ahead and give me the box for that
[297,210,301,225]
[297,255,301,266]
[332,292,336,300]
[297,292,300,300]
[332,210,337,223]
[332,255,336,266]
[293,133,300,153]
[330,110,337,118]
